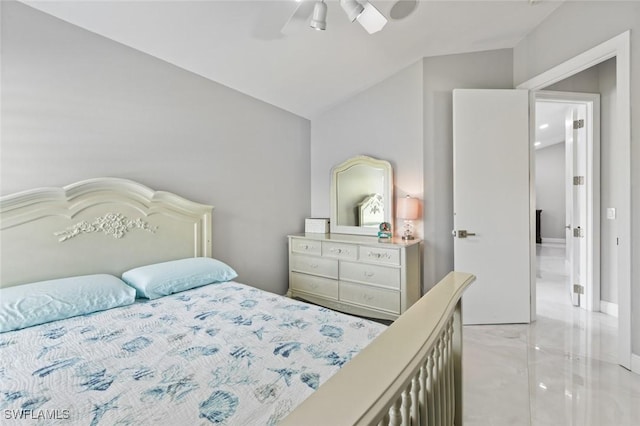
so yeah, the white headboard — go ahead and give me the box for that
[0,178,213,288]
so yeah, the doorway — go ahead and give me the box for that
[534,92,600,314]
[519,32,631,370]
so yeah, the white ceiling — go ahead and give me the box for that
[535,101,573,150]
[23,0,564,119]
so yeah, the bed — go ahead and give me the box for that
[0,178,475,425]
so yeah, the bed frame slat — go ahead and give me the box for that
[280,271,475,426]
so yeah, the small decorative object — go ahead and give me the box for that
[305,218,330,233]
[377,222,392,239]
[397,195,420,240]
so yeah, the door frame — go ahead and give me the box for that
[518,31,631,370]
[534,92,601,313]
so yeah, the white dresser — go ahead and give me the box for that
[287,233,421,321]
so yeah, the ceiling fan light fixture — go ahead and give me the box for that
[340,0,365,22]
[310,1,327,31]
[357,1,388,34]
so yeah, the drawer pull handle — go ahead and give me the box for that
[310,283,318,289]
[368,252,391,259]
[301,244,314,250]
[362,294,374,301]
[309,264,319,269]
[330,248,350,255]
[364,271,375,278]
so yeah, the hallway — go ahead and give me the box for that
[463,242,640,425]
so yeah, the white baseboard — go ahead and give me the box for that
[541,237,565,244]
[632,354,640,375]
[600,300,619,317]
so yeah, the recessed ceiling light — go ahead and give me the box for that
[539,123,549,130]
[534,141,541,146]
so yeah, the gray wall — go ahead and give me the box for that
[598,58,619,304]
[514,0,639,355]
[422,49,514,290]
[0,1,311,295]
[310,60,424,238]
[311,50,514,293]
[535,143,566,240]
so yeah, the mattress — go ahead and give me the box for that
[0,281,386,425]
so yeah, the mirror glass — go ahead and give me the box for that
[330,156,393,236]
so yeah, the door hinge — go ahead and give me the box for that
[573,176,585,185]
[573,119,585,129]
[573,226,584,238]
[573,284,585,295]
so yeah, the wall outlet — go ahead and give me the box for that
[606,208,616,220]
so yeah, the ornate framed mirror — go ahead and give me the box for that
[330,155,393,236]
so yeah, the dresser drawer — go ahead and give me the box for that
[288,234,421,320]
[290,253,338,279]
[291,272,338,300]
[322,241,357,260]
[290,238,322,255]
[340,261,400,289]
[340,281,399,313]
[359,246,400,266]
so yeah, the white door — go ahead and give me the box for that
[565,106,588,306]
[565,112,573,279]
[453,89,531,325]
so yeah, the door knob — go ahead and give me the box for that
[453,229,476,238]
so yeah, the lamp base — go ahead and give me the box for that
[401,219,415,241]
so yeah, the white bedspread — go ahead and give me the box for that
[0,281,386,425]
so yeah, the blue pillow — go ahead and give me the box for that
[0,274,136,333]
[121,257,238,299]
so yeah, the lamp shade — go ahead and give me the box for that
[397,196,420,220]
[356,1,388,34]
[310,1,327,31]
[340,0,365,22]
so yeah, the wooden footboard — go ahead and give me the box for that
[280,271,476,426]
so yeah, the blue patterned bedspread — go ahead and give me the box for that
[0,281,386,425]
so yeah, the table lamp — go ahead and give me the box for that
[397,195,420,240]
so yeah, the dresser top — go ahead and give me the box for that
[288,233,421,248]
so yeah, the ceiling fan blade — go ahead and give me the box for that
[357,2,388,34]
[281,0,316,36]
[389,0,418,21]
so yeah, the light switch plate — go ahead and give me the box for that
[606,208,616,219]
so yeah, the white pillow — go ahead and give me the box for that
[0,274,136,333]
[121,257,238,299]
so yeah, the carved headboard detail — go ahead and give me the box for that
[0,178,213,288]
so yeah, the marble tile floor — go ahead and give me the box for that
[463,242,640,425]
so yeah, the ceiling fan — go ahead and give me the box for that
[282,0,390,35]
